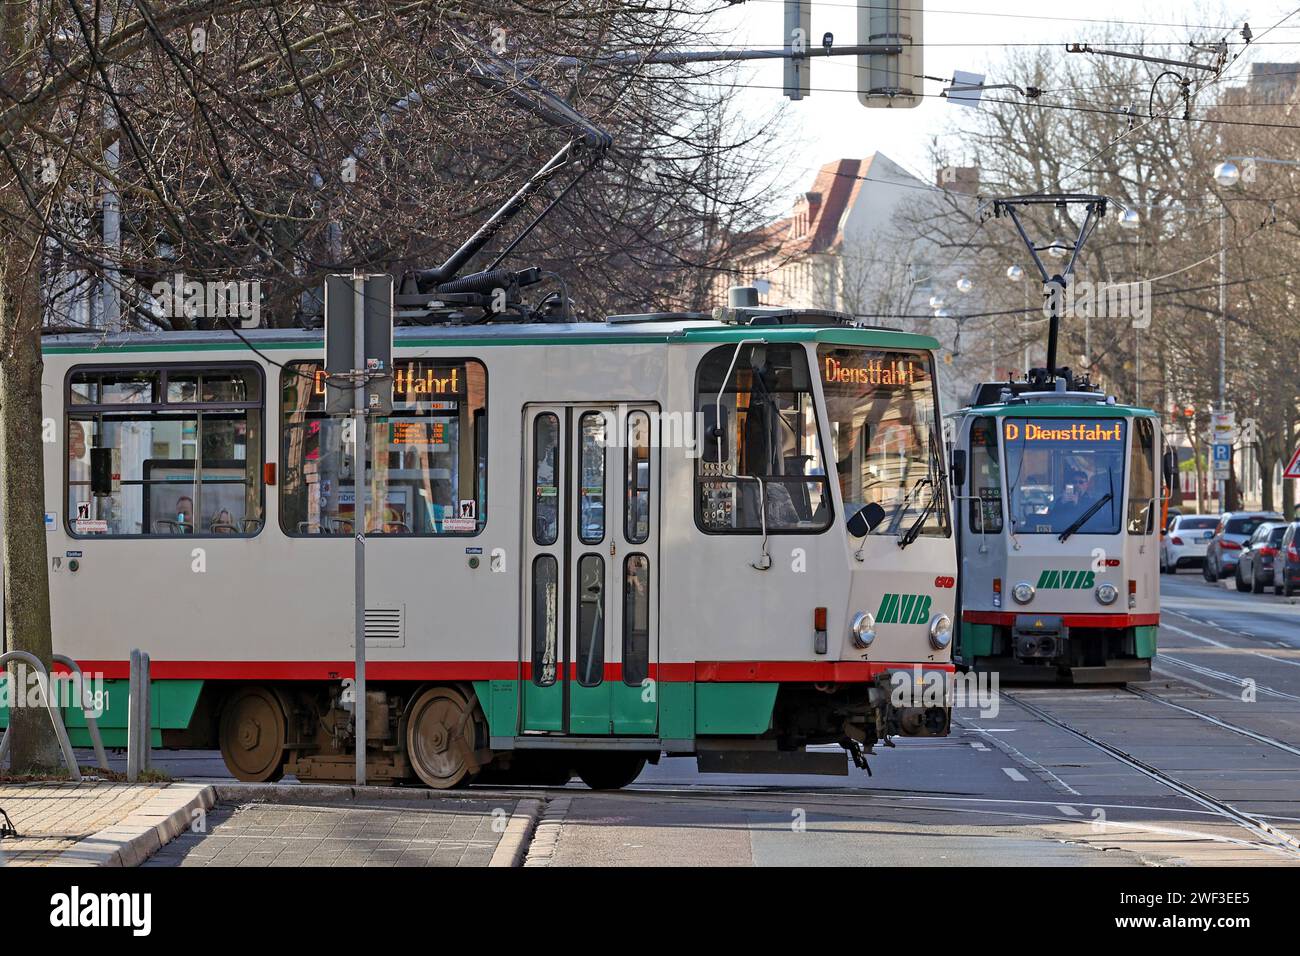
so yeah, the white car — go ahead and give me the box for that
[1160,514,1219,573]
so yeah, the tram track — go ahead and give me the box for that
[1001,689,1300,857]
[1124,685,1300,758]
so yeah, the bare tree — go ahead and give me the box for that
[0,0,787,770]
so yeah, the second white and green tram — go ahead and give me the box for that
[949,379,1169,683]
[21,299,958,788]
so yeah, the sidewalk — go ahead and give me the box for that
[0,781,213,867]
[146,785,542,868]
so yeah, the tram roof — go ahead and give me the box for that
[41,320,940,355]
[954,399,1158,419]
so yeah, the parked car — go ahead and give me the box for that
[1273,521,1300,597]
[1163,507,1183,534]
[1236,522,1288,593]
[1160,514,1218,573]
[1204,511,1283,581]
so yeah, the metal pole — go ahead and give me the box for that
[1023,284,1030,373]
[141,653,151,772]
[353,272,367,786]
[127,649,141,783]
[1045,275,1064,380]
[1218,206,1227,510]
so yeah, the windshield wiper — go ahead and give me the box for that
[898,494,937,549]
[1057,491,1113,542]
[898,430,946,550]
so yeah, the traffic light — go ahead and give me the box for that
[858,0,924,108]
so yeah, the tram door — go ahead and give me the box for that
[521,404,659,736]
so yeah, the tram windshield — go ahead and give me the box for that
[816,346,947,538]
[1002,418,1126,536]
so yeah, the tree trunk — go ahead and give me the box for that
[0,228,61,772]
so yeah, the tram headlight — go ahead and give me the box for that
[850,611,876,648]
[1096,582,1119,605]
[928,613,953,649]
[1011,581,1035,605]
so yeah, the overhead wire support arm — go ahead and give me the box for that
[517,44,903,70]
[1065,42,1226,74]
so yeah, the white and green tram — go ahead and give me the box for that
[949,379,1169,683]
[18,300,958,788]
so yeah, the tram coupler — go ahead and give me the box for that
[841,738,872,776]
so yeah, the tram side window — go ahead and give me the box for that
[1128,418,1156,534]
[533,413,560,546]
[66,365,264,536]
[625,410,650,545]
[969,417,1003,533]
[576,554,605,687]
[694,343,831,534]
[280,359,487,536]
[623,554,650,686]
[532,555,559,686]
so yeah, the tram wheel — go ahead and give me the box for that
[574,753,647,791]
[406,685,482,789]
[219,686,289,782]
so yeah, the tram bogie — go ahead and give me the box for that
[950,378,1166,684]
[18,300,959,787]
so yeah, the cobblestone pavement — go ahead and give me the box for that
[145,797,518,867]
[0,782,166,867]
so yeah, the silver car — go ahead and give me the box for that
[1160,514,1218,573]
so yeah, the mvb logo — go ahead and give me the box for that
[875,593,932,625]
[1036,570,1096,589]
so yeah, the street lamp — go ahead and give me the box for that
[1213,160,1240,187]
[1118,206,1140,229]
[956,276,973,294]
[929,294,946,310]
[1046,237,1069,259]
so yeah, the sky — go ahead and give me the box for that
[705,0,1300,208]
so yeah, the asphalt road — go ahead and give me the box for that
[86,571,1300,867]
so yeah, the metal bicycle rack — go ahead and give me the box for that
[0,650,83,782]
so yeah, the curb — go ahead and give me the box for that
[523,796,571,867]
[488,798,545,868]
[212,782,555,804]
[52,783,216,868]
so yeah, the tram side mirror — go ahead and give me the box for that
[950,449,967,489]
[701,405,729,464]
[847,502,886,538]
[1162,448,1178,490]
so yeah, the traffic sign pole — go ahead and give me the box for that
[352,272,367,787]
[325,271,394,786]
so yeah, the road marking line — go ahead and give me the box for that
[1002,768,1028,782]
[1056,805,1082,817]
[970,742,989,751]
[1162,618,1300,669]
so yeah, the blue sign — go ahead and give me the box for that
[1213,443,1231,463]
